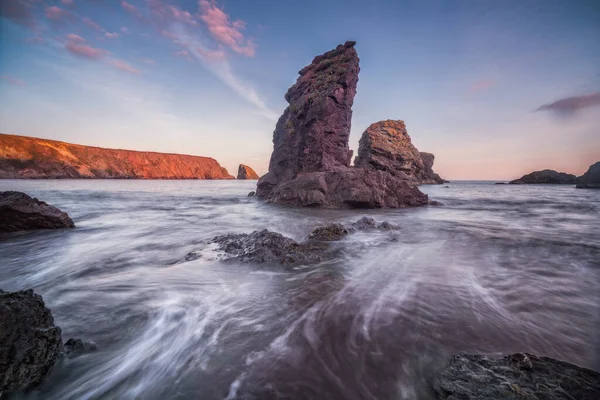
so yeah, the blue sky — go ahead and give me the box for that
[1,0,599,179]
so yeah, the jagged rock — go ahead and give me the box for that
[64,338,97,357]
[0,289,63,397]
[247,191,256,197]
[354,120,445,185]
[237,164,259,180]
[0,191,75,232]
[435,353,600,400]
[576,161,600,188]
[308,223,349,241]
[0,133,234,179]
[211,229,325,265]
[509,170,576,184]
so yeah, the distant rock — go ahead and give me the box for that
[354,120,445,185]
[509,169,576,184]
[0,289,63,397]
[0,191,75,232]
[256,42,429,209]
[0,133,234,179]
[495,182,506,184]
[576,161,600,188]
[435,353,600,400]
[237,164,259,180]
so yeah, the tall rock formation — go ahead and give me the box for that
[509,169,576,184]
[237,164,259,180]
[576,161,600,188]
[0,133,234,179]
[354,120,445,185]
[256,42,428,208]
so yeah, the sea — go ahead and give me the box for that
[1,180,599,399]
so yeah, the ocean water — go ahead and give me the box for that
[1,180,599,399]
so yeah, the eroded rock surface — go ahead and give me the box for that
[0,289,63,397]
[64,338,97,357]
[308,217,400,241]
[435,353,600,400]
[354,120,445,184]
[237,164,259,180]
[509,169,576,184]
[0,191,75,232]
[576,161,600,188]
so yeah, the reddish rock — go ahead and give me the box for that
[576,161,600,189]
[0,133,234,179]
[237,164,259,180]
[0,191,75,232]
[354,120,444,185]
[256,42,429,208]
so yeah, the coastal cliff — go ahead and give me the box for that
[0,133,234,179]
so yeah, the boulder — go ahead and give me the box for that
[0,191,75,232]
[576,161,600,188]
[354,120,444,184]
[509,170,576,184]
[237,164,259,180]
[435,353,600,399]
[256,42,430,209]
[308,217,399,241]
[63,338,97,357]
[0,289,63,397]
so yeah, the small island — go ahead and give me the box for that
[509,169,576,184]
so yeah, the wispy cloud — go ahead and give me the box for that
[109,59,140,75]
[65,33,85,43]
[0,0,36,28]
[175,50,193,60]
[83,17,103,31]
[121,1,142,19]
[536,92,600,115]
[198,0,255,57]
[65,41,107,60]
[61,0,74,5]
[105,32,120,39]
[1,75,26,86]
[469,79,494,94]
[46,6,72,21]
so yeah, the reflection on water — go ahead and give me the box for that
[1,180,599,399]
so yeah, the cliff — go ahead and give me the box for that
[0,134,234,179]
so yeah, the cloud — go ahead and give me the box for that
[141,58,156,65]
[536,92,600,115]
[0,0,36,28]
[469,79,494,94]
[65,33,85,43]
[121,27,129,34]
[105,32,120,39]
[61,0,74,5]
[66,42,107,60]
[83,17,103,31]
[121,1,142,18]
[46,6,71,20]
[109,59,140,75]
[198,0,255,56]
[1,75,26,86]
[197,47,226,61]
[175,50,193,60]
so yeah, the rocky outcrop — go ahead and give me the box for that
[576,161,600,188]
[256,42,429,209]
[237,164,259,180]
[354,120,444,185]
[0,191,75,232]
[0,289,63,397]
[0,133,234,179]
[509,169,576,184]
[308,216,399,241]
[435,353,600,399]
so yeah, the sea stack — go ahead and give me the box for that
[256,42,428,208]
[237,164,259,180]
[576,161,600,188]
[354,120,445,185]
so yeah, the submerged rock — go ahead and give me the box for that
[308,217,400,241]
[211,229,325,265]
[435,353,600,400]
[509,170,576,184]
[576,161,600,189]
[0,289,63,397]
[354,120,445,185]
[256,42,429,209]
[237,164,259,180]
[0,191,75,232]
[64,338,97,357]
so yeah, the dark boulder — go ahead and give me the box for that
[435,353,600,399]
[0,191,75,232]
[576,161,600,188]
[0,289,63,397]
[509,170,576,184]
[63,338,97,357]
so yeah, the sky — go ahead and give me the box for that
[1,0,599,180]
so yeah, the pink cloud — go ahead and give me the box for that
[82,17,103,31]
[65,33,85,43]
[109,59,140,75]
[197,47,226,61]
[0,0,36,28]
[121,1,142,18]
[121,27,129,34]
[175,50,192,61]
[469,79,495,94]
[1,75,26,86]
[45,6,71,20]
[168,5,196,26]
[65,42,107,60]
[199,0,255,57]
[105,32,120,39]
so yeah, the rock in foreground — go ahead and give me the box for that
[0,289,63,397]
[509,169,576,184]
[0,191,75,232]
[576,161,600,188]
[308,217,399,241]
[237,164,259,180]
[435,353,600,400]
[354,120,445,185]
